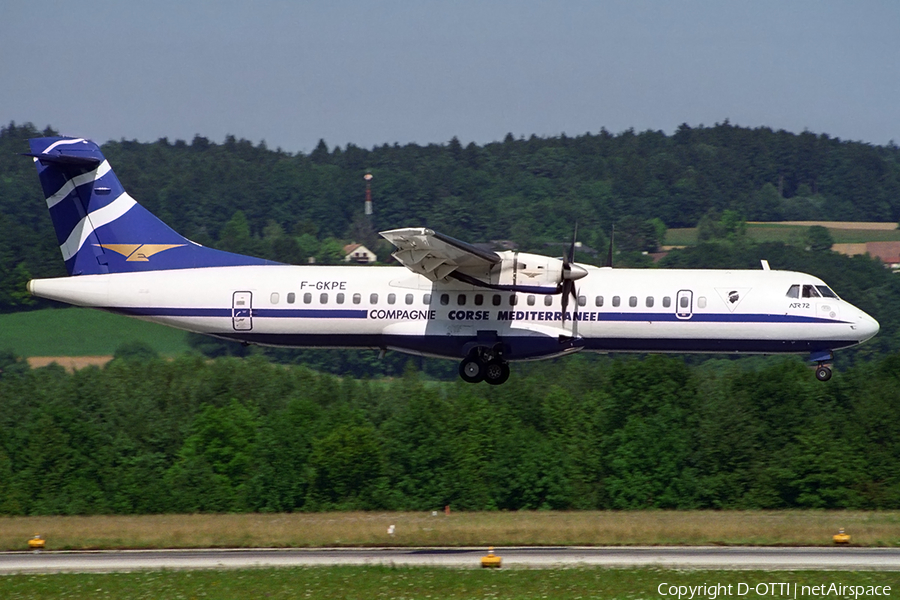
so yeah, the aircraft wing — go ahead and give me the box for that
[380,228,500,281]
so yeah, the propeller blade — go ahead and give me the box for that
[567,222,578,266]
[560,279,570,324]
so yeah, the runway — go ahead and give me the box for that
[2,546,899,573]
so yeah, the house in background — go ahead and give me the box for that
[833,241,900,271]
[343,243,377,264]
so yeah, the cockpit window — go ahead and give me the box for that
[801,285,821,298]
[786,285,800,298]
[816,285,839,299]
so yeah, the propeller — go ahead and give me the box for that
[560,224,587,328]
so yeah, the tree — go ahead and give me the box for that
[166,400,259,512]
[805,226,834,252]
[306,425,384,509]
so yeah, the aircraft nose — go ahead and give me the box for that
[855,311,880,342]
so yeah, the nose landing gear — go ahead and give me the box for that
[809,350,833,382]
[459,347,510,385]
[815,365,832,381]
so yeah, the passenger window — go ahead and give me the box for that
[786,285,800,298]
[457,294,466,306]
[370,293,378,304]
[474,294,484,306]
[320,293,328,304]
[337,293,345,304]
[405,293,413,305]
[270,292,280,304]
[352,293,361,304]
[440,294,449,305]
[802,285,821,298]
[680,296,689,308]
[578,295,586,307]
[698,296,707,309]
[527,295,535,306]
[612,296,621,307]
[492,294,501,306]
[509,295,518,306]
[544,295,553,306]
[388,293,396,305]
[646,296,653,308]
[304,293,312,304]
[595,296,604,307]
[816,285,838,299]
[663,296,671,308]
[629,296,637,307]
[287,292,295,304]
[423,293,431,304]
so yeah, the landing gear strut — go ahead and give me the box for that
[459,347,510,385]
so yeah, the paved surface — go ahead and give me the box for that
[2,546,900,573]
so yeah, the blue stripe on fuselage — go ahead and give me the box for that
[106,307,368,319]
[102,306,847,324]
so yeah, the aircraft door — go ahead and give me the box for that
[232,291,253,330]
[675,290,693,319]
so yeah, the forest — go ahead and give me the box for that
[2,120,900,515]
[2,349,900,514]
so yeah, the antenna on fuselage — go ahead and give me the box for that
[605,225,615,268]
[761,259,770,271]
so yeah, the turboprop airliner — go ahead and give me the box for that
[24,137,879,384]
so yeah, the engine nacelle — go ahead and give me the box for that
[488,251,564,292]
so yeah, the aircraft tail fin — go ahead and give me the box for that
[27,137,272,275]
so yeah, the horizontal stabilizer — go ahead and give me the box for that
[22,152,102,167]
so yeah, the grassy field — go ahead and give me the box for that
[3,511,899,551]
[0,308,191,357]
[665,222,900,247]
[0,567,896,599]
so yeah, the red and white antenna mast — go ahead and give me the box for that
[364,172,373,216]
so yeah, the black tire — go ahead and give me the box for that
[815,365,832,381]
[459,357,485,383]
[484,361,510,385]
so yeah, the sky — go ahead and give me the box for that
[3,1,899,153]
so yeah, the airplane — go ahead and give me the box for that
[24,136,879,384]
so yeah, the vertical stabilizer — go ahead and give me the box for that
[28,137,273,275]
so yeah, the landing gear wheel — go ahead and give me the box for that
[815,365,832,381]
[459,357,485,383]
[484,361,510,386]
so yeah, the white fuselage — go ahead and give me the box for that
[28,264,879,362]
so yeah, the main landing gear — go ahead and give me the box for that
[459,347,510,385]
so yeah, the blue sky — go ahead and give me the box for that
[3,1,898,153]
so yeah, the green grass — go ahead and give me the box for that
[4,511,899,551]
[665,224,900,247]
[0,567,896,600]
[0,308,191,357]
